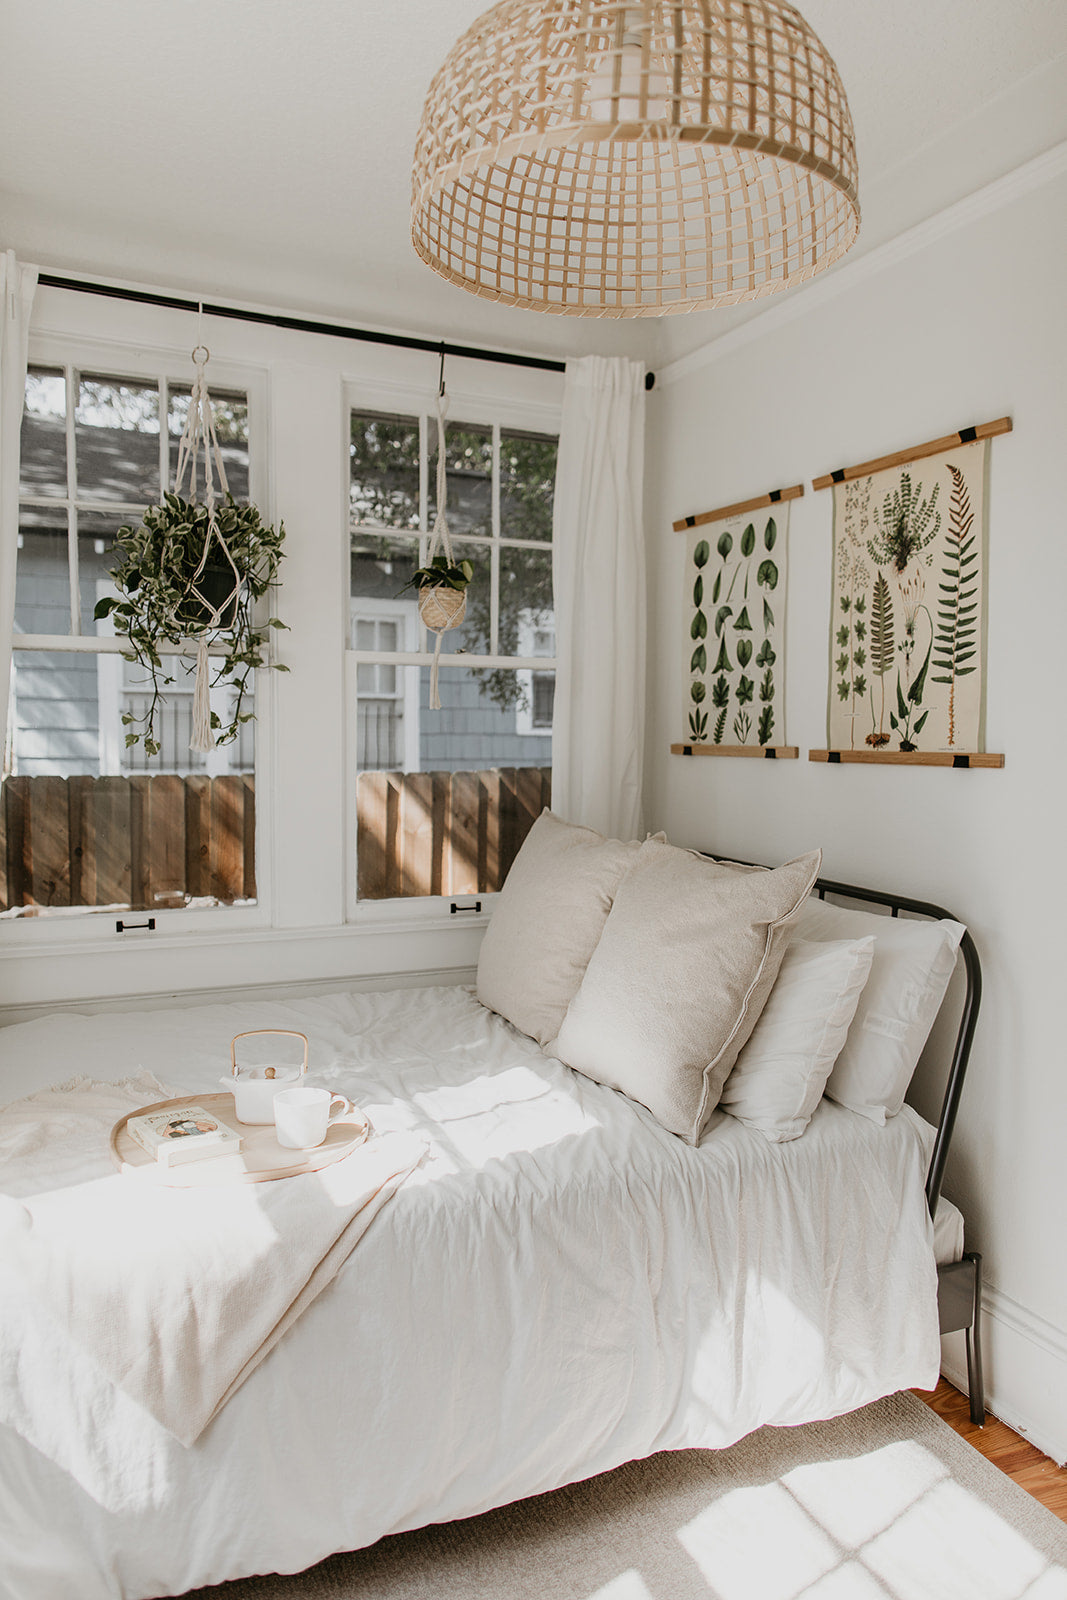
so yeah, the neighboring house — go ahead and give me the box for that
[349,546,553,775]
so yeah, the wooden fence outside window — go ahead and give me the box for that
[0,774,256,914]
[357,767,551,899]
[0,766,551,914]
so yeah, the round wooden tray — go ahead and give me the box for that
[110,1092,371,1186]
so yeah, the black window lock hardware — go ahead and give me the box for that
[116,918,156,933]
[449,901,482,915]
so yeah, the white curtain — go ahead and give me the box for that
[551,355,646,840]
[0,250,38,769]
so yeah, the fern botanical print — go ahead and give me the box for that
[828,440,988,752]
[685,506,788,745]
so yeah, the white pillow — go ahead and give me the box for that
[552,841,822,1145]
[794,897,965,1123]
[476,810,643,1046]
[720,935,875,1142]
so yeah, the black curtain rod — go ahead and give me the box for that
[38,272,655,388]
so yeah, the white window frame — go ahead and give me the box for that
[3,333,274,948]
[344,376,560,925]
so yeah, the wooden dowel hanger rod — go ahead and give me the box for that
[812,417,1012,491]
[672,482,804,533]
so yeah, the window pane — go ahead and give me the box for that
[350,411,420,529]
[355,665,551,899]
[79,510,126,636]
[20,367,66,497]
[441,537,491,654]
[500,428,557,542]
[350,532,421,611]
[499,544,554,658]
[169,385,249,501]
[75,375,161,504]
[14,508,70,634]
[429,422,491,539]
[3,651,256,917]
[8,648,101,778]
[357,697,403,771]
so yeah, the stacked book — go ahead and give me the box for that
[126,1106,243,1169]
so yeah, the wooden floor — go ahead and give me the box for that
[915,1378,1067,1523]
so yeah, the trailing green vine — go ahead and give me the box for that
[94,492,287,756]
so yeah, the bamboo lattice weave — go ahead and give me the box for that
[412,1,860,316]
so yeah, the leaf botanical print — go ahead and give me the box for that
[867,571,895,747]
[684,505,788,749]
[865,473,941,573]
[931,463,978,746]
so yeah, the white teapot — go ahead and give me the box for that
[223,1030,309,1124]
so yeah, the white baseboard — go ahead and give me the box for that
[0,965,479,1028]
[941,1281,1067,1466]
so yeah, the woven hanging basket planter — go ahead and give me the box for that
[419,584,468,634]
[412,0,860,317]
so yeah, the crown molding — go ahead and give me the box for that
[658,139,1067,388]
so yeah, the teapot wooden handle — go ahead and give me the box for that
[230,1030,309,1078]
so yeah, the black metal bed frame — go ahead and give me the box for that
[813,874,985,1425]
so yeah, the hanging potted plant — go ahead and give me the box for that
[93,348,287,757]
[398,551,474,626]
[401,385,473,709]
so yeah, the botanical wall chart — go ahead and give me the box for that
[684,507,788,748]
[828,438,988,753]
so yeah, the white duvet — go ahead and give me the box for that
[0,985,942,1600]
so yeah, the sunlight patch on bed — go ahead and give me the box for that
[688,1275,826,1409]
[407,1066,602,1172]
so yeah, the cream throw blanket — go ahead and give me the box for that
[0,1071,422,1446]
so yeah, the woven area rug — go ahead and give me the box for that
[185,1391,1067,1600]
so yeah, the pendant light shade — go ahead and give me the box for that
[412,0,860,318]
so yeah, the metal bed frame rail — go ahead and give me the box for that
[814,875,985,1424]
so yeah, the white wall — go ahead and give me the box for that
[0,286,562,1015]
[645,160,1067,1459]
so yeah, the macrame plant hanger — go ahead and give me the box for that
[172,312,242,752]
[421,350,467,710]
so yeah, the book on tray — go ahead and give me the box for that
[126,1105,243,1168]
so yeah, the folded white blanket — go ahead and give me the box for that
[0,1071,422,1446]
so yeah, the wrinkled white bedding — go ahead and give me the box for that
[0,985,941,1600]
[0,1070,423,1446]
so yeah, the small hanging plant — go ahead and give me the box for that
[93,346,287,757]
[399,553,474,597]
[408,380,474,709]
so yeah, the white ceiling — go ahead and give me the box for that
[2,1,1065,369]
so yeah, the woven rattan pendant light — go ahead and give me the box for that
[412,0,859,317]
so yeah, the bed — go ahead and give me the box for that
[0,854,980,1600]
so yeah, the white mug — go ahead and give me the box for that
[273,1086,351,1150]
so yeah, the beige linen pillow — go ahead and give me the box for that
[794,896,965,1123]
[476,810,644,1046]
[552,840,823,1144]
